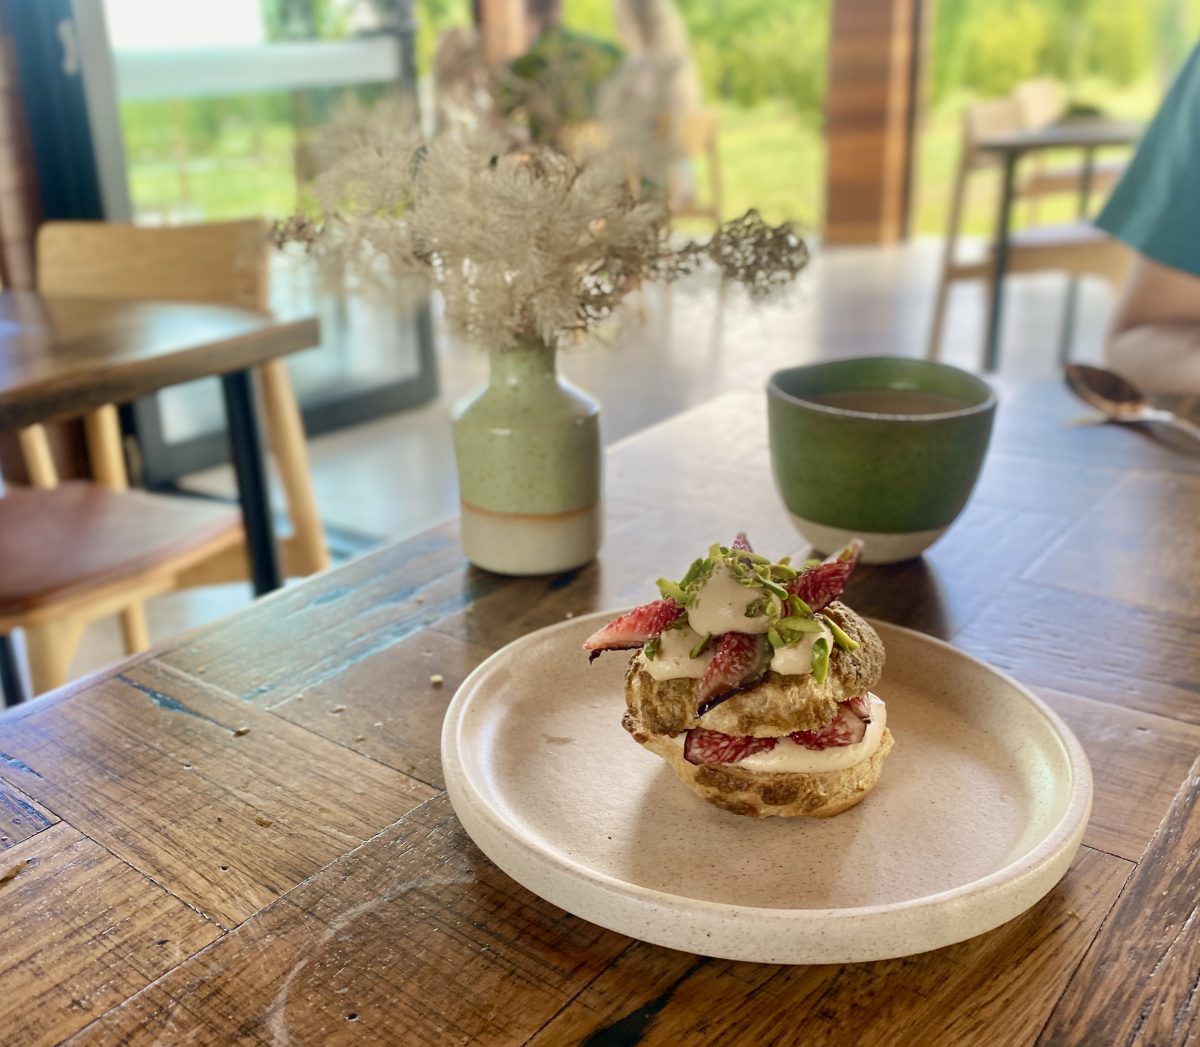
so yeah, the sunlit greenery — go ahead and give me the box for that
[122,0,1200,237]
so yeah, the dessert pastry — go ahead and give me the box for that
[584,535,893,818]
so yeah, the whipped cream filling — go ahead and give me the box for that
[767,626,830,677]
[686,562,780,636]
[671,694,888,773]
[640,625,714,681]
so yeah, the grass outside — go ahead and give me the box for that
[125,76,1161,239]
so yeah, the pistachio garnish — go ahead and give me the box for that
[657,578,690,605]
[824,617,860,652]
[811,635,830,683]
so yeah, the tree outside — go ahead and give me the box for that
[121,0,1200,238]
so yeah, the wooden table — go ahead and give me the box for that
[1,379,1197,1046]
[0,291,321,596]
[974,119,1143,372]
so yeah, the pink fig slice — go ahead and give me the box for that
[683,727,777,766]
[695,632,771,715]
[582,599,684,662]
[789,705,867,750]
[785,540,864,612]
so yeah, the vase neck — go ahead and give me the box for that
[489,340,557,387]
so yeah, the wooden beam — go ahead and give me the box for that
[824,0,923,245]
[477,0,527,68]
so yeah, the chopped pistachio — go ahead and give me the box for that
[811,636,830,684]
[744,597,767,619]
[708,543,724,558]
[689,632,713,658]
[642,637,660,661]
[824,617,860,652]
[771,564,798,581]
[738,550,770,565]
[788,595,813,617]
[802,558,823,570]
[777,615,827,633]
[767,626,785,648]
[657,578,689,604]
[679,557,709,589]
[758,576,789,601]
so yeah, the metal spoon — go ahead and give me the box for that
[1064,364,1200,443]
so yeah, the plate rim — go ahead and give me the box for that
[441,609,1093,960]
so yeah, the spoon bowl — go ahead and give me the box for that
[1065,364,1148,416]
[1064,364,1200,442]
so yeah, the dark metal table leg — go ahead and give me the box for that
[983,152,1018,373]
[1058,147,1098,366]
[1,633,26,707]
[220,368,283,596]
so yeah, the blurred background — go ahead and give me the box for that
[100,0,1199,234]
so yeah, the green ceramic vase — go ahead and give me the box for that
[451,339,602,575]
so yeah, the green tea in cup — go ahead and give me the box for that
[767,357,996,564]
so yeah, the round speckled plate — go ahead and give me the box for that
[441,611,1091,964]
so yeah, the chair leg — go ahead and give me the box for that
[85,406,153,654]
[258,359,330,576]
[0,634,26,706]
[927,150,971,361]
[17,426,59,488]
[925,275,953,362]
[119,604,150,653]
[1058,276,1081,366]
[24,617,87,695]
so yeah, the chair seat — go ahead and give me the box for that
[1006,219,1109,250]
[0,481,242,617]
[944,222,1128,285]
[1019,160,1124,197]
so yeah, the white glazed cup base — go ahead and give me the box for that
[461,501,601,575]
[789,516,948,564]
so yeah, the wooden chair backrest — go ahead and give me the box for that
[1011,78,1065,131]
[677,109,717,159]
[36,219,269,312]
[962,97,1023,164]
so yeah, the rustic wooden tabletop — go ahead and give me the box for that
[0,291,319,431]
[1,379,1196,1046]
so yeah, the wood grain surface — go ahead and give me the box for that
[0,291,319,431]
[1039,756,1200,1047]
[0,776,56,848]
[0,824,221,1047]
[2,384,1198,1045]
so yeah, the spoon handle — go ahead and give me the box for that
[1162,414,1200,443]
[1147,408,1200,441]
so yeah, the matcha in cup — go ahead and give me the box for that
[767,357,997,564]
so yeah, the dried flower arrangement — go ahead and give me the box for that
[273,97,809,350]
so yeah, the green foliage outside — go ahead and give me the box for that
[123,0,1200,238]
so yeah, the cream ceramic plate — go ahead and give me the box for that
[441,611,1091,964]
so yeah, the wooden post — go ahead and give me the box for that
[477,0,527,68]
[823,0,926,245]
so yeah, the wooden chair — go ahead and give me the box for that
[1011,79,1124,222]
[0,479,243,694]
[2,219,329,696]
[925,98,1131,364]
[668,109,723,227]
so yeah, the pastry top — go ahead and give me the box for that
[625,601,885,737]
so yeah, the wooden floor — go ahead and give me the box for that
[64,237,1114,684]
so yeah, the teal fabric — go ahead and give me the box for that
[1095,44,1200,276]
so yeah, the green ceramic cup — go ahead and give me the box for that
[767,357,997,563]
